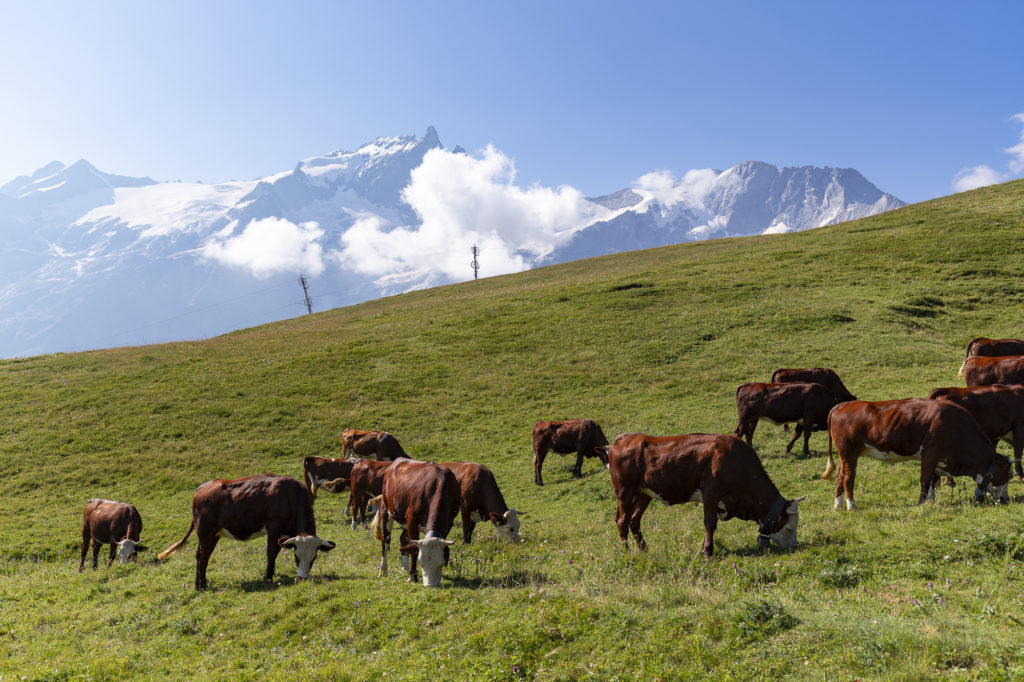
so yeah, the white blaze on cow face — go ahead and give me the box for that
[405,537,455,587]
[280,535,336,580]
[769,499,802,549]
[494,509,522,544]
[116,539,146,563]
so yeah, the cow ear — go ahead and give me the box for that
[488,512,505,524]
[136,544,149,552]
[319,540,336,552]
[508,509,525,517]
[399,544,419,556]
[787,497,805,513]
[279,537,296,548]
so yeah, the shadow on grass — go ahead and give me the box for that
[446,570,550,590]
[235,572,349,592]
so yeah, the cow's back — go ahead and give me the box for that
[84,499,141,542]
[442,462,507,513]
[966,337,1024,358]
[964,356,1024,387]
[771,367,855,402]
[384,461,460,535]
[194,475,314,539]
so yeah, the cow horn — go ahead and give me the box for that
[1012,459,1022,465]
[792,496,807,503]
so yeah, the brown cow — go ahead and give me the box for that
[302,456,362,500]
[770,367,857,403]
[929,385,1024,478]
[607,433,802,557]
[735,382,841,455]
[959,337,1024,375]
[79,499,147,571]
[441,462,522,543]
[370,460,459,587]
[532,419,609,486]
[325,459,393,530]
[158,474,335,589]
[343,429,409,461]
[961,356,1024,387]
[824,399,1011,510]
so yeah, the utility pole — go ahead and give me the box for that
[471,244,480,280]
[298,275,313,314]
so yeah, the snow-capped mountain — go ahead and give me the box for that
[0,128,903,358]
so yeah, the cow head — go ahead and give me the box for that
[116,539,147,563]
[758,497,803,551]
[279,534,336,580]
[595,445,610,468]
[489,509,524,543]
[400,537,455,587]
[975,456,1012,504]
[324,477,349,493]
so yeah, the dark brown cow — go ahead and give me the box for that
[929,385,1024,478]
[79,499,147,571]
[302,456,361,500]
[158,474,335,589]
[325,459,393,530]
[825,399,1011,509]
[344,429,409,461]
[440,462,522,543]
[607,433,802,557]
[532,419,609,486]
[770,367,857,403]
[961,356,1024,387]
[735,382,840,455]
[961,337,1024,371]
[370,460,459,587]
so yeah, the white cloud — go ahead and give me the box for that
[953,165,1004,193]
[335,146,608,280]
[201,217,325,278]
[1007,113,1024,174]
[632,168,718,208]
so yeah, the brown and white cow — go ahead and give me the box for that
[770,367,857,403]
[824,399,1011,510]
[532,419,609,486]
[929,385,1024,478]
[325,459,394,530]
[343,429,409,461]
[961,355,1024,387]
[158,474,335,589]
[607,433,802,557]
[370,460,459,587]
[735,381,841,455]
[959,337,1024,376]
[79,499,147,571]
[302,456,362,500]
[440,462,523,544]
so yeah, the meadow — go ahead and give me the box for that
[1,179,1024,680]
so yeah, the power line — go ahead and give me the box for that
[471,244,480,280]
[298,275,313,314]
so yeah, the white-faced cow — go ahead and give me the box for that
[961,356,1024,387]
[440,462,523,544]
[607,432,803,557]
[370,460,459,587]
[824,399,1011,510]
[735,381,841,455]
[959,337,1024,376]
[532,419,609,486]
[302,456,362,500]
[325,459,394,530]
[770,367,857,403]
[342,429,409,461]
[79,499,147,571]
[929,385,1024,479]
[158,474,335,590]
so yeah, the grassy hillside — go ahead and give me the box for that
[2,179,1024,680]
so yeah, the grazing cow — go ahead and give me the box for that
[929,385,1024,478]
[302,456,361,500]
[959,337,1024,376]
[770,367,857,403]
[824,399,1011,510]
[370,460,459,587]
[532,419,609,486]
[79,499,147,571]
[158,474,335,589]
[961,356,1024,387]
[735,381,840,455]
[441,462,523,543]
[607,433,802,557]
[325,459,394,530]
[343,429,409,461]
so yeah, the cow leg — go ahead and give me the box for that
[572,447,586,479]
[919,458,939,504]
[348,492,359,531]
[701,497,720,558]
[628,494,652,551]
[79,526,91,572]
[461,508,475,544]
[1013,425,1024,479]
[194,529,219,590]
[107,542,117,567]
[533,445,547,486]
[402,527,418,583]
[615,488,639,549]
[802,420,812,455]
[840,457,858,511]
[785,424,804,454]
[91,539,103,569]
[264,533,282,582]
[378,515,392,578]
[738,417,757,447]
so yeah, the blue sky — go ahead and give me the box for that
[1,1,1022,204]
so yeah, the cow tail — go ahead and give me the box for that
[957,358,967,378]
[368,495,386,540]
[822,411,836,480]
[158,519,195,560]
[302,458,317,500]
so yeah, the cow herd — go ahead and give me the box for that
[77,336,1024,589]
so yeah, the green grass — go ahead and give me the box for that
[2,179,1024,679]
